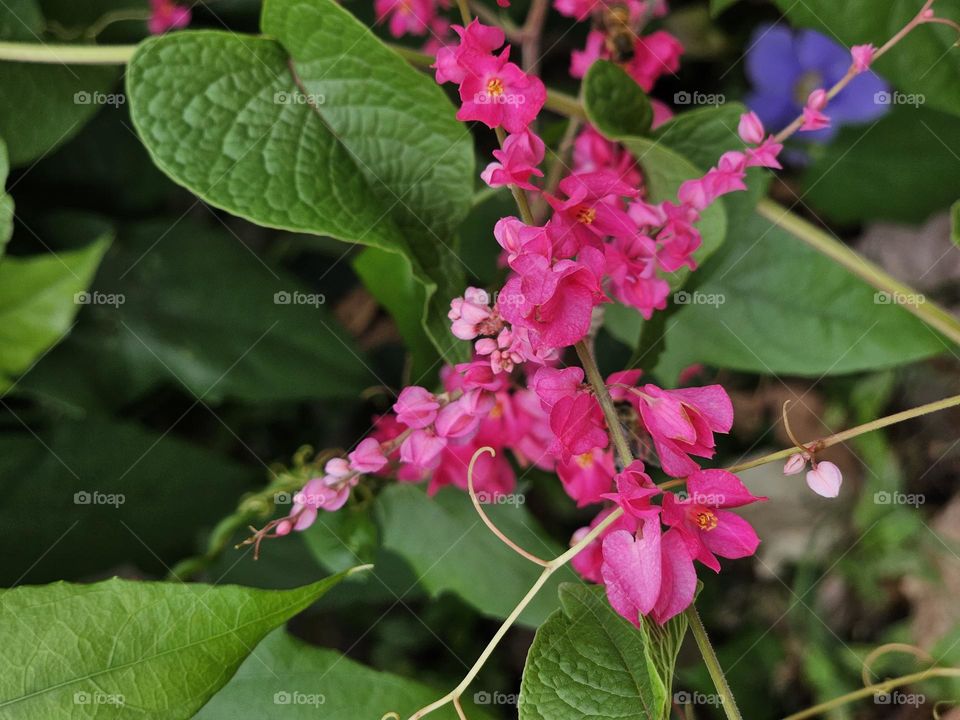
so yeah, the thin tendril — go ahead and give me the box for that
[860,643,935,688]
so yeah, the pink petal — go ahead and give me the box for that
[702,510,760,560]
[600,520,663,625]
[652,528,697,624]
[806,461,842,498]
[686,469,765,508]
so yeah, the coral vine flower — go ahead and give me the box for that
[850,44,877,74]
[456,53,547,133]
[481,129,546,190]
[601,461,661,518]
[661,470,766,572]
[545,171,639,255]
[449,287,495,340]
[573,126,643,189]
[800,88,831,132]
[604,235,670,319]
[547,390,609,460]
[625,30,684,92]
[348,438,388,473]
[433,20,506,84]
[570,507,639,583]
[557,448,616,506]
[148,0,190,34]
[394,386,440,428]
[375,0,437,37]
[806,460,843,498]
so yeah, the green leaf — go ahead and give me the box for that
[709,0,740,15]
[518,584,668,720]
[640,610,688,718]
[16,218,373,407]
[0,414,259,585]
[197,628,493,719]
[802,106,960,224]
[617,136,728,287]
[0,3,118,166]
[655,211,945,381]
[376,484,577,627]
[583,60,653,138]
[772,0,960,117]
[353,246,440,383]
[302,505,379,573]
[126,0,475,360]
[0,224,110,391]
[0,571,362,719]
[0,137,12,256]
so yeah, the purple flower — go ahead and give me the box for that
[745,24,889,142]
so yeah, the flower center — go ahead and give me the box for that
[489,402,504,419]
[794,70,823,105]
[694,509,718,532]
[576,452,594,469]
[576,206,597,224]
[486,77,505,97]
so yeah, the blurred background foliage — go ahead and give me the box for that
[0,0,958,717]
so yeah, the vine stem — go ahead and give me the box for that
[757,198,960,346]
[781,668,960,720]
[687,607,743,719]
[0,41,134,64]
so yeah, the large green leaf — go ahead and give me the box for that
[376,484,577,627]
[197,629,493,719]
[518,584,668,720]
[802,106,960,224]
[0,223,110,392]
[640,609,688,718]
[0,3,118,166]
[0,137,12,256]
[772,0,960,117]
[583,60,653,138]
[15,219,372,407]
[0,571,360,718]
[655,211,946,381]
[126,0,474,360]
[0,414,259,585]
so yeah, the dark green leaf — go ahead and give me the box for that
[126,0,474,359]
[583,60,653,138]
[0,571,361,718]
[518,584,668,720]
[197,628,493,720]
[376,484,577,627]
[0,137,12,256]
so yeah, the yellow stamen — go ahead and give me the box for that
[575,452,594,469]
[694,509,718,531]
[486,77,505,96]
[576,206,597,225]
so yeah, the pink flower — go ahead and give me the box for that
[654,202,701,273]
[570,30,606,78]
[679,152,747,211]
[375,0,436,37]
[806,460,842,498]
[545,171,639,255]
[634,384,734,477]
[851,44,876,74]
[651,98,674,128]
[555,0,598,21]
[288,477,351,531]
[434,20,506,85]
[481,129,545,190]
[661,469,765,572]
[745,137,783,170]
[738,111,766,145]
[399,429,447,472]
[604,234,670,319]
[783,452,808,476]
[547,390,609,460]
[449,287,493,340]
[531,366,584,410]
[494,217,554,265]
[570,507,640,583]
[393,386,440,429]
[434,396,482,439]
[573,126,642,189]
[557,448,615,506]
[348,438,388,474]
[801,89,831,132]
[149,0,190,34]
[625,31,683,92]
[457,53,546,133]
[601,460,661,518]
[429,439,516,496]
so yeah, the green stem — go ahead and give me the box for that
[781,668,960,720]
[757,198,960,346]
[575,340,634,469]
[686,607,744,720]
[0,41,135,64]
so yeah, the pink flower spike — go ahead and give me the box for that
[738,111,765,145]
[801,89,831,132]
[393,386,440,429]
[480,129,546,191]
[434,397,482,439]
[806,461,842,498]
[348,438,388,474]
[149,0,191,34]
[783,452,807,476]
[851,44,876,74]
[449,287,493,340]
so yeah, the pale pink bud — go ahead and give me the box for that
[738,111,765,145]
[783,453,807,475]
[348,437,388,474]
[323,457,351,480]
[434,398,481,439]
[807,88,828,111]
[850,44,876,74]
[805,461,842,498]
[393,386,440,429]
